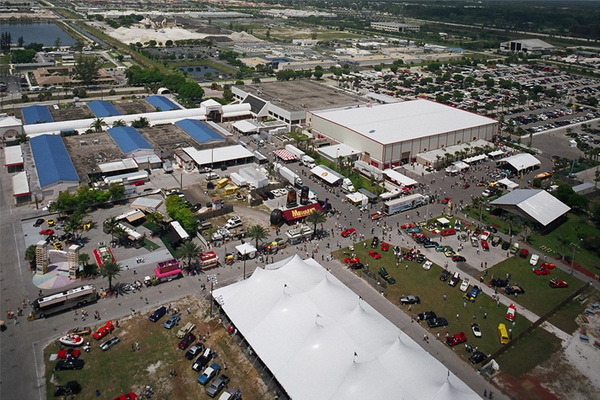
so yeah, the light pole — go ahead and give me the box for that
[208,274,218,315]
[570,239,583,275]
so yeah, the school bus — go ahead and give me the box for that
[216,178,230,188]
[498,323,510,344]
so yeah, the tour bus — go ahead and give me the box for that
[31,285,98,319]
[498,323,510,344]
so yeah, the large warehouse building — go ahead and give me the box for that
[307,99,498,169]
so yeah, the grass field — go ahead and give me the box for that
[45,296,269,399]
[333,235,595,376]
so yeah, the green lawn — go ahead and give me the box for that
[334,237,595,376]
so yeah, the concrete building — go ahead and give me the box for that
[371,22,420,33]
[307,100,498,169]
[500,39,556,54]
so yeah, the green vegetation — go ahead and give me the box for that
[98,260,122,290]
[247,225,268,249]
[125,66,204,107]
[165,195,197,233]
[11,49,37,64]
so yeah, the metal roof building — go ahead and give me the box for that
[308,99,498,170]
[30,134,79,197]
[22,105,54,125]
[175,119,226,144]
[146,95,181,111]
[107,126,153,157]
[490,189,570,227]
[87,100,122,118]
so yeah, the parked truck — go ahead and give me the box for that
[301,155,316,168]
[383,194,428,215]
[275,163,303,187]
[285,144,305,160]
[341,178,355,193]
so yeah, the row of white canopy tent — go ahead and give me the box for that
[383,169,418,187]
[213,255,481,400]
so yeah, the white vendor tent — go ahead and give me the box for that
[213,255,481,400]
[345,192,368,206]
[235,242,257,259]
[383,169,418,187]
[497,153,541,172]
[310,165,343,185]
[497,178,519,191]
[232,120,260,134]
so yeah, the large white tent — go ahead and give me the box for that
[213,256,480,400]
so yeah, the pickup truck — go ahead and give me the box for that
[371,211,386,220]
[176,322,195,339]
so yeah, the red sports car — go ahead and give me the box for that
[381,242,390,251]
[549,279,569,288]
[400,223,413,229]
[446,331,467,347]
[368,251,382,259]
[481,240,490,251]
[344,257,360,264]
[341,228,356,237]
[57,348,81,359]
[92,320,115,340]
[533,267,551,275]
[441,197,452,205]
[40,229,55,235]
[540,262,556,269]
[505,304,517,322]
[440,228,456,236]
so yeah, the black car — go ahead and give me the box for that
[423,241,439,248]
[371,236,380,248]
[485,225,498,233]
[266,191,275,199]
[399,295,420,305]
[469,351,487,364]
[379,267,396,284]
[185,343,205,360]
[417,311,437,321]
[489,278,509,288]
[148,306,167,322]
[55,359,85,371]
[34,218,45,227]
[501,241,510,251]
[439,270,451,281]
[350,262,364,270]
[206,374,230,398]
[54,381,82,396]
[504,285,525,295]
[192,348,214,371]
[427,317,449,328]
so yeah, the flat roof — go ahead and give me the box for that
[237,81,364,113]
[87,100,121,118]
[13,171,30,196]
[4,146,23,166]
[107,126,153,153]
[183,145,254,165]
[63,132,125,181]
[22,105,54,125]
[146,95,181,111]
[311,99,497,145]
[175,119,226,144]
[30,134,79,187]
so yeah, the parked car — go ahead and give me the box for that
[422,261,433,270]
[489,278,509,288]
[368,250,381,259]
[350,262,364,270]
[440,228,456,236]
[540,262,556,269]
[92,320,115,340]
[177,322,196,339]
[340,228,356,237]
[207,374,230,397]
[378,267,396,284]
[399,295,420,305]
[112,393,137,400]
[504,285,525,295]
[427,317,449,328]
[381,242,390,251]
[217,388,242,400]
[185,343,206,360]
[501,241,511,250]
[68,326,91,336]
[178,333,197,350]
[529,254,540,266]
[417,311,437,321]
[446,332,467,347]
[441,197,452,204]
[549,279,569,288]
[34,218,45,227]
[491,236,502,247]
[40,229,55,235]
[469,351,487,364]
[47,218,55,227]
[464,286,481,302]
[505,304,517,322]
[55,359,85,371]
[57,348,81,359]
[459,278,470,292]
[481,240,490,251]
[439,270,451,282]
[163,314,181,329]
[533,267,551,275]
[100,336,120,351]
[148,306,167,322]
[485,225,498,233]
[471,323,482,338]
[448,272,461,287]
[192,348,214,372]
[54,381,82,396]
[197,363,221,385]
[370,236,380,248]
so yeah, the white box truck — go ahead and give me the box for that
[383,194,427,215]
[285,144,305,160]
[341,178,355,193]
[275,163,303,187]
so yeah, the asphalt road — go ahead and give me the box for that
[1,127,598,400]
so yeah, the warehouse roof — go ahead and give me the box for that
[183,145,254,165]
[22,105,54,125]
[107,126,153,154]
[311,99,497,145]
[497,153,541,171]
[87,100,121,118]
[146,95,181,111]
[30,134,79,187]
[175,119,225,144]
[490,189,570,226]
[4,146,23,166]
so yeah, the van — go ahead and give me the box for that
[498,323,510,344]
[177,322,196,339]
[205,173,220,181]
[509,242,519,255]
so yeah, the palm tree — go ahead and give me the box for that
[247,225,268,249]
[306,210,327,236]
[112,119,127,127]
[177,240,201,272]
[90,118,107,133]
[146,212,165,231]
[103,217,124,243]
[99,260,122,291]
[556,234,570,260]
[79,253,90,266]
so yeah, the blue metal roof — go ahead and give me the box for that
[175,119,225,144]
[107,126,153,154]
[87,100,121,118]
[146,95,180,111]
[30,134,79,187]
[22,105,54,125]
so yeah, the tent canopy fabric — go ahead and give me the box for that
[311,165,343,185]
[273,149,297,161]
[383,169,418,187]
[232,120,260,134]
[497,178,519,190]
[497,153,541,171]
[213,256,480,400]
[490,189,570,226]
[235,242,257,256]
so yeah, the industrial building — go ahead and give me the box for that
[371,22,420,33]
[307,100,498,169]
[490,189,570,229]
[30,134,80,198]
[499,39,556,54]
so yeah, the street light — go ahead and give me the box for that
[570,239,583,275]
[207,274,218,315]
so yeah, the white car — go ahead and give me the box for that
[422,261,433,270]
[459,279,470,292]
[224,216,243,229]
[479,231,490,241]
[471,323,482,338]
[482,189,492,197]
[529,254,539,266]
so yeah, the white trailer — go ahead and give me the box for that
[285,144,305,159]
[229,172,248,187]
[384,194,427,215]
[275,163,303,187]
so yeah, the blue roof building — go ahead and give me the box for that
[146,95,181,111]
[107,126,153,155]
[22,105,54,125]
[30,134,79,189]
[87,100,121,118]
[175,119,225,144]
